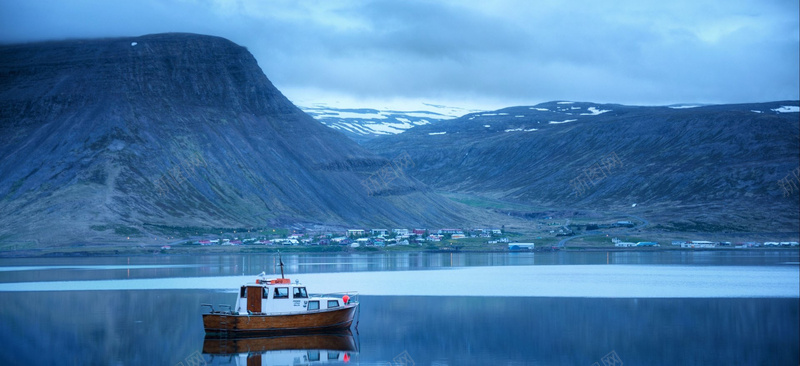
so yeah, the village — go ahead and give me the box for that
[168,225,799,252]
[191,228,509,249]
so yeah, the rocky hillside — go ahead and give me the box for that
[365,101,800,233]
[0,33,467,247]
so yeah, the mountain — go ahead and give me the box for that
[299,103,478,143]
[0,33,467,247]
[364,101,800,233]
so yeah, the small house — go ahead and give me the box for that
[347,229,365,237]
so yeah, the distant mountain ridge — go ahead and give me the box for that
[0,33,467,246]
[299,103,479,142]
[364,100,800,233]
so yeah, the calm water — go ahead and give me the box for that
[0,251,797,365]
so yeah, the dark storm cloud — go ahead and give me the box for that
[1,0,797,108]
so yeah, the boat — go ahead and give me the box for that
[202,256,359,335]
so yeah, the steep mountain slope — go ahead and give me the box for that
[0,33,466,246]
[365,101,800,232]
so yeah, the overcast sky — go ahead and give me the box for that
[1,0,798,110]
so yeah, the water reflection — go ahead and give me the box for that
[0,287,797,364]
[1,251,797,284]
[203,330,358,365]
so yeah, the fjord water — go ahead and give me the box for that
[0,251,797,365]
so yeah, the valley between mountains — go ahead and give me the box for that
[1,33,798,250]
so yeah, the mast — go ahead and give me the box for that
[278,252,285,279]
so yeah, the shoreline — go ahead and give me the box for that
[0,244,797,259]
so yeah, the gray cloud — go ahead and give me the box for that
[1,0,797,109]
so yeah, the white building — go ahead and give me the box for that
[392,229,410,236]
[508,243,535,250]
[682,241,716,248]
[347,229,366,237]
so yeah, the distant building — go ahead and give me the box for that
[347,229,366,237]
[615,242,636,247]
[635,242,659,247]
[508,243,535,250]
[438,229,463,235]
[412,229,427,236]
[371,229,388,236]
[451,234,466,239]
[392,229,410,236]
[682,241,716,248]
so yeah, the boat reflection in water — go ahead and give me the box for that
[203,329,358,365]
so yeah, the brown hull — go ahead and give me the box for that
[203,304,358,334]
[202,329,356,355]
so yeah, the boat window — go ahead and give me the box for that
[240,287,246,298]
[327,352,340,360]
[308,301,320,311]
[274,287,289,299]
[262,288,268,299]
[327,300,340,308]
[293,287,308,298]
[307,351,320,362]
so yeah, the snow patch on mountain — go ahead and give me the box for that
[299,102,481,140]
[580,107,611,115]
[772,106,799,113]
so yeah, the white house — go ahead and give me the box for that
[392,229,410,236]
[347,229,366,237]
[682,241,716,248]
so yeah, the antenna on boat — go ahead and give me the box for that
[278,251,285,279]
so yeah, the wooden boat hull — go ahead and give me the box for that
[203,304,358,334]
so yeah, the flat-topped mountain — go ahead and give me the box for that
[0,33,465,246]
[365,101,800,233]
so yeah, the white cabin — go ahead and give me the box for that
[234,278,347,315]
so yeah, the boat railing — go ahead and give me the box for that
[201,303,233,314]
[314,291,359,304]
